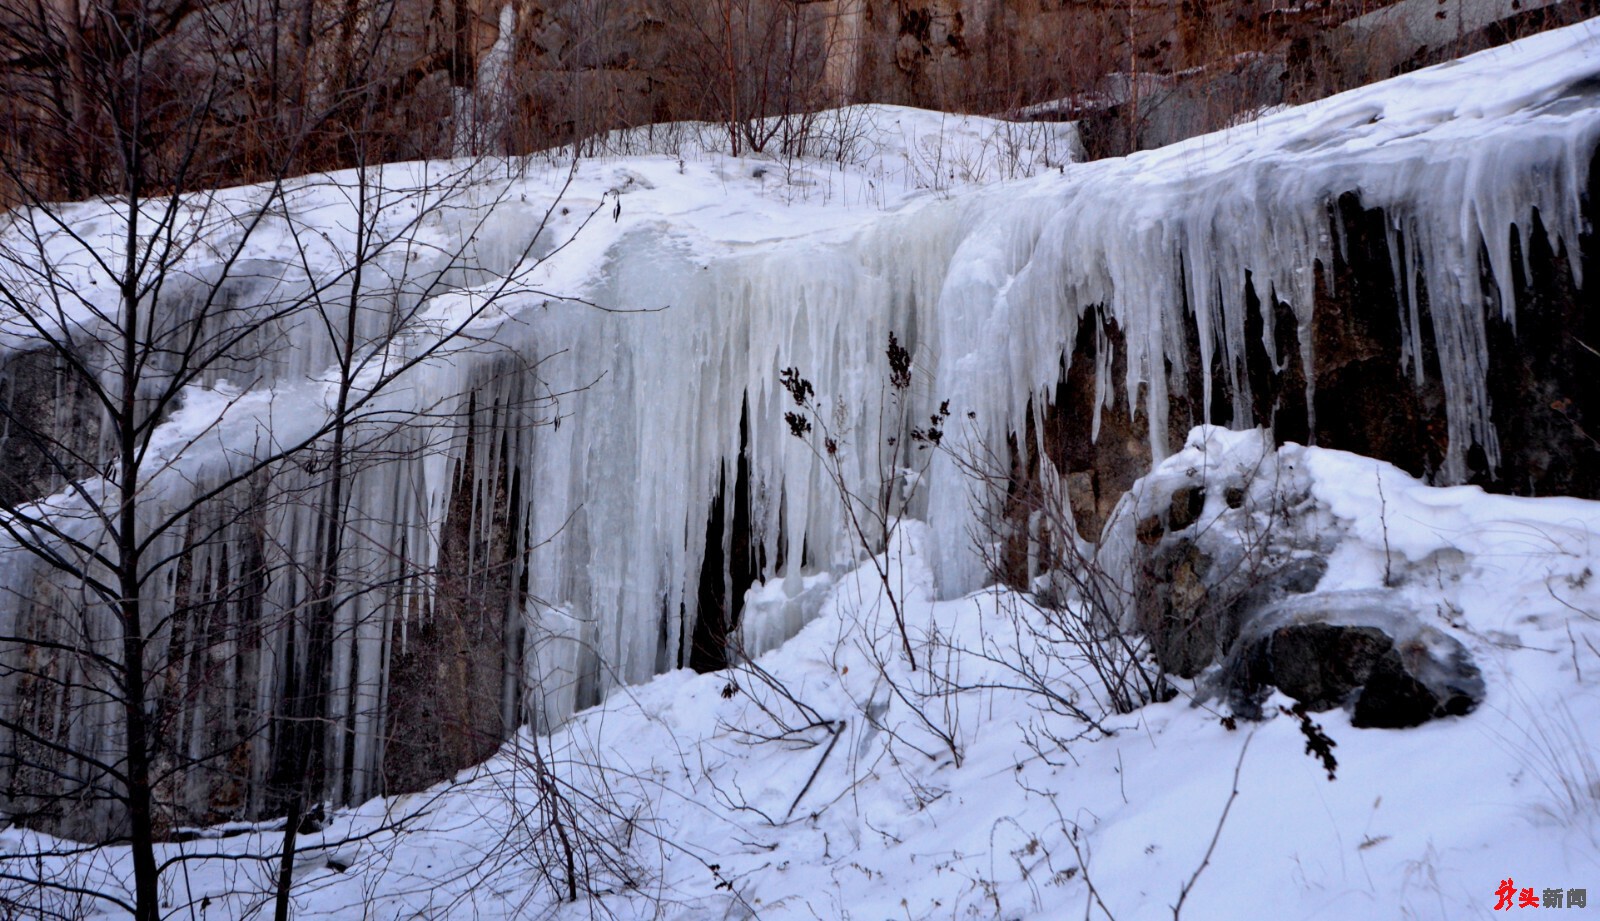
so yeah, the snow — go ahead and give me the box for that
[0,15,1598,915]
[6,428,1596,919]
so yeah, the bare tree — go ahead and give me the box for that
[0,0,611,916]
[656,0,836,157]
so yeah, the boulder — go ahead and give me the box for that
[1225,591,1484,728]
[1134,536,1327,678]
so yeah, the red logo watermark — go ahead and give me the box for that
[1496,880,1588,910]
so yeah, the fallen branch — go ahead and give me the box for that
[785,719,846,821]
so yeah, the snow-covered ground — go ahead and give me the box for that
[6,428,1597,920]
[2,15,1600,920]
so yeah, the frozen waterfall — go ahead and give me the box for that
[1,21,1597,823]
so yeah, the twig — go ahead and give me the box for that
[1061,823,1117,921]
[785,720,846,821]
[1172,732,1253,920]
[1569,622,1583,683]
[1376,469,1394,586]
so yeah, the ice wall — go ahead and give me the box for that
[0,22,1597,821]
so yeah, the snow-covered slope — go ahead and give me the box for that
[8,427,1597,920]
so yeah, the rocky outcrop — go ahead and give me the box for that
[8,0,1586,203]
[1106,431,1487,730]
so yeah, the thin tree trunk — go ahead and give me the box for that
[272,796,302,921]
[274,159,369,917]
[117,108,161,921]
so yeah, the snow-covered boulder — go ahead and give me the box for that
[1106,426,1486,726]
[1104,428,1334,679]
[1224,590,1485,727]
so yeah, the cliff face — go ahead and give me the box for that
[3,0,1589,203]
[0,19,1597,840]
[435,0,1598,152]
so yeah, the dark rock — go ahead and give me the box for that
[1135,514,1165,546]
[296,801,326,835]
[1044,311,1163,540]
[1353,636,1484,728]
[1350,648,1442,729]
[1225,592,1485,728]
[383,403,520,795]
[1167,484,1205,531]
[1066,471,1099,539]
[1136,539,1215,677]
[1239,623,1392,712]
[1133,527,1327,679]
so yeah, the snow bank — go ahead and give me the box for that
[15,430,1595,919]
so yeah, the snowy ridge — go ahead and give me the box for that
[0,20,1598,810]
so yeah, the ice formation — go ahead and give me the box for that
[0,20,1597,814]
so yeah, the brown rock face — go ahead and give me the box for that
[1477,152,1600,498]
[5,0,1587,204]
[1135,539,1217,678]
[383,400,521,795]
[1035,310,1159,540]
